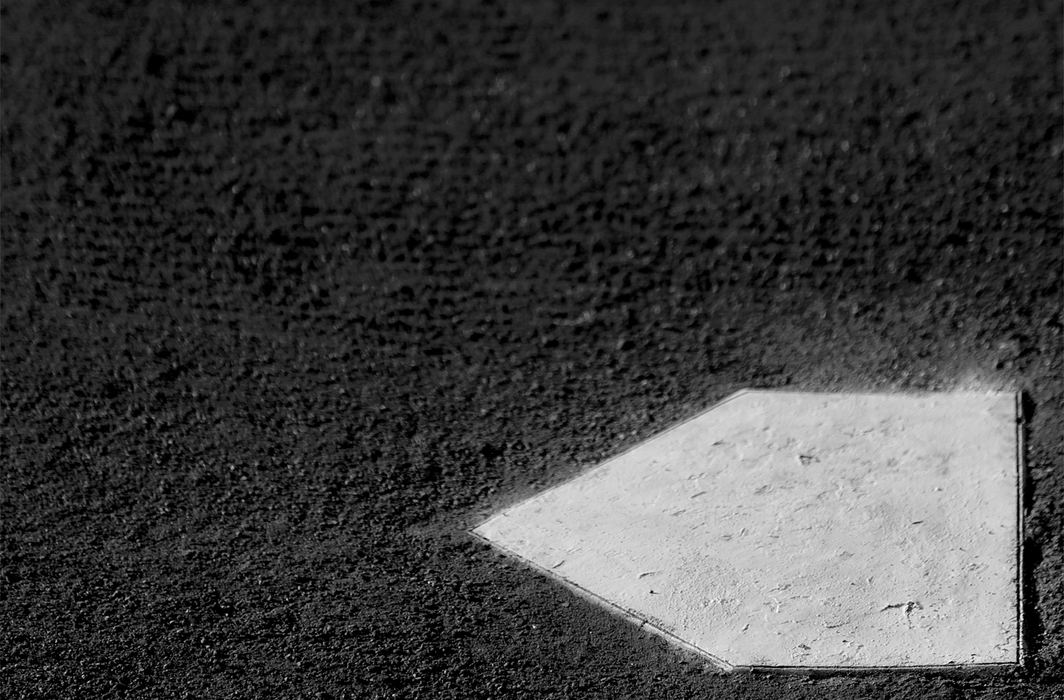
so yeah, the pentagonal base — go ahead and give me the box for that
[474,390,1022,670]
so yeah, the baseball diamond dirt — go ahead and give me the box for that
[2,1,1061,698]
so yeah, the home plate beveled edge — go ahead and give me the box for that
[472,389,1023,671]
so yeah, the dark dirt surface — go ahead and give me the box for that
[2,1,1062,697]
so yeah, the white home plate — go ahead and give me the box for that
[474,390,1022,670]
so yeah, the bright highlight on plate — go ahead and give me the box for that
[474,390,1022,670]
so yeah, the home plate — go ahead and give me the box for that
[473,390,1023,670]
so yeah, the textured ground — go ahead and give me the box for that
[2,1,1061,698]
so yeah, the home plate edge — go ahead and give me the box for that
[470,527,737,672]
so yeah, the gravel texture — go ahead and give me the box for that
[2,1,1061,697]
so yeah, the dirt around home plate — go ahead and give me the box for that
[2,1,1062,698]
